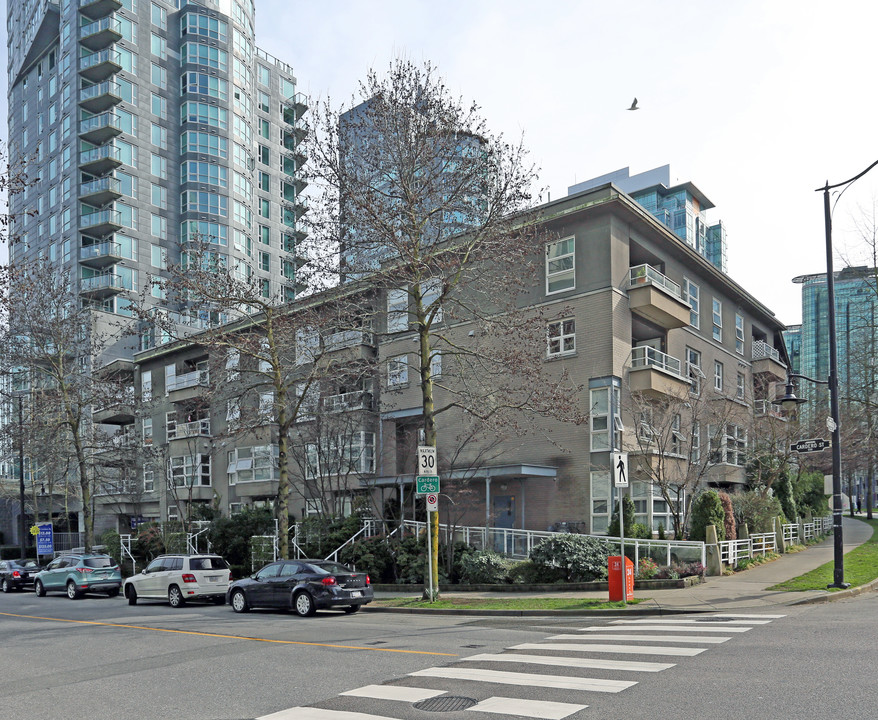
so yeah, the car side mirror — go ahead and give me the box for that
[141,568,148,574]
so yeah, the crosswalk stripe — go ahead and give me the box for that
[340,685,446,702]
[551,633,729,644]
[410,667,637,693]
[462,653,676,672]
[707,613,786,619]
[580,625,750,633]
[610,618,771,625]
[510,642,706,657]
[467,696,587,719]
[257,708,395,720]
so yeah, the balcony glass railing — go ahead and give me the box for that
[169,419,211,439]
[81,16,121,39]
[167,370,210,392]
[324,391,372,413]
[80,209,122,229]
[80,144,121,165]
[80,241,121,260]
[80,111,122,135]
[80,49,121,71]
[80,80,122,102]
[81,273,125,292]
[324,329,375,351]
[628,264,683,300]
[630,346,684,377]
[80,176,121,197]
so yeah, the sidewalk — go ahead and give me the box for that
[370,516,876,614]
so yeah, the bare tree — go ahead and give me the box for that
[306,59,585,593]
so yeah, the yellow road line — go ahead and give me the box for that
[0,611,457,656]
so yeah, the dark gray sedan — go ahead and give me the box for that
[227,559,373,616]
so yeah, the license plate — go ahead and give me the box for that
[350,590,361,598]
[207,575,220,582]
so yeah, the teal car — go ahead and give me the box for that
[34,554,122,599]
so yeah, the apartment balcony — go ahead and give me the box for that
[79,143,123,174]
[234,479,279,500]
[628,450,689,481]
[80,240,123,269]
[282,93,308,124]
[94,389,135,424]
[80,208,123,237]
[79,80,123,113]
[627,264,691,329]
[79,111,123,145]
[167,370,210,404]
[80,272,126,298]
[628,346,690,398]
[168,418,211,440]
[79,0,123,21]
[285,147,307,169]
[79,16,122,50]
[79,49,122,82]
[754,399,787,421]
[751,340,786,380]
[324,329,375,352]
[79,175,122,205]
[323,391,373,413]
[166,485,215,502]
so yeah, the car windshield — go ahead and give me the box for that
[83,557,114,569]
[189,557,229,570]
[307,561,352,575]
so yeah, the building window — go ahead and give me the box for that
[690,423,701,464]
[167,505,179,522]
[228,445,279,483]
[166,411,177,439]
[737,372,746,400]
[735,313,745,355]
[546,237,575,294]
[142,417,153,446]
[710,424,747,466]
[226,399,240,426]
[670,414,685,455]
[225,349,239,381]
[143,470,155,493]
[295,327,320,365]
[141,370,152,401]
[387,355,408,387]
[547,319,575,357]
[168,454,211,487]
[590,471,611,533]
[387,288,408,333]
[686,348,702,395]
[712,298,722,342]
[714,361,723,392]
[685,278,699,329]
[590,387,612,451]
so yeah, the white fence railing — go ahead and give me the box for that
[398,519,706,568]
[783,523,798,545]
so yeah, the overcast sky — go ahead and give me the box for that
[5,0,878,325]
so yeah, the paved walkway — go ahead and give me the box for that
[371,516,876,613]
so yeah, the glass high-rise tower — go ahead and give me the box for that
[7,0,308,362]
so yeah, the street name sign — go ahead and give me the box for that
[790,438,831,453]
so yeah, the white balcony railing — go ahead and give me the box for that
[630,346,684,377]
[169,419,211,439]
[324,329,375,352]
[324,391,372,413]
[628,263,684,300]
[167,370,209,392]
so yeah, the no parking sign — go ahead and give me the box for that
[426,493,438,512]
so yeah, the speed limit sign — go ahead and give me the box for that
[426,493,438,512]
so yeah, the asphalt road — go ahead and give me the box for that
[1,589,876,719]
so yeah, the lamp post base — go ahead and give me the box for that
[827,582,851,590]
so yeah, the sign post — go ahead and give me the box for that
[417,446,439,602]
[611,452,629,604]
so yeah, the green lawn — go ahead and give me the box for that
[371,596,639,611]
[769,518,878,592]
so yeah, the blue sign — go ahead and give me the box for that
[36,523,54,555]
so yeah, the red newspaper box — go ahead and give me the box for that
[608,555,634,602]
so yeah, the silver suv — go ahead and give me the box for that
[123,554,231,607]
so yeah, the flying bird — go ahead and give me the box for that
[628,98,639,111]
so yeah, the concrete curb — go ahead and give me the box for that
[787,577,878,606]
[361,605,712,617]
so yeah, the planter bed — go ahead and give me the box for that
[373,575,701,594]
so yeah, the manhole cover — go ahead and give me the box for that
[414,696,478,712]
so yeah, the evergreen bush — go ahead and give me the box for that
[458,551,513,584]
[689,491,725,542]
[529,534,611,582]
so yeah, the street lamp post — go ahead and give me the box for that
[17,395,27,561]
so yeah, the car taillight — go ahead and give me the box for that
[12,570,20,578]
[366,574,371,585]
[182,573,197,583]
[228,572,233,581]
[321,577,337,586]
[76,567,94,573]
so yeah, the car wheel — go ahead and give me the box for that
[126,586,137,606]
[106,588,120,598]
[230,589,249,613]
[66,581,80,600]
[1,578,9,593]
[343,605,360,614]
[293,591,316,617]
[168,585,185,608]
[35,580,45,597]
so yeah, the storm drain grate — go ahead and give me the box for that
[461,644,485,648]
[414,696,478,712]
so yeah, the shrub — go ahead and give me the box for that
[773,474,797,521]
[637,557,659,579]
[208,507,275,568]
[529,534,611,582]
[339,536,394,582]
[655,561,704,579]
[135,523,165,560]
[657,523,666,540]
[794,471,830,516]
[459,551,513,584]
[689,491,725,542]
[608,497,636,537]
[100,530,122,565]
[507,559,555,584]
[718,491,737,541]
[731,491,783,533]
